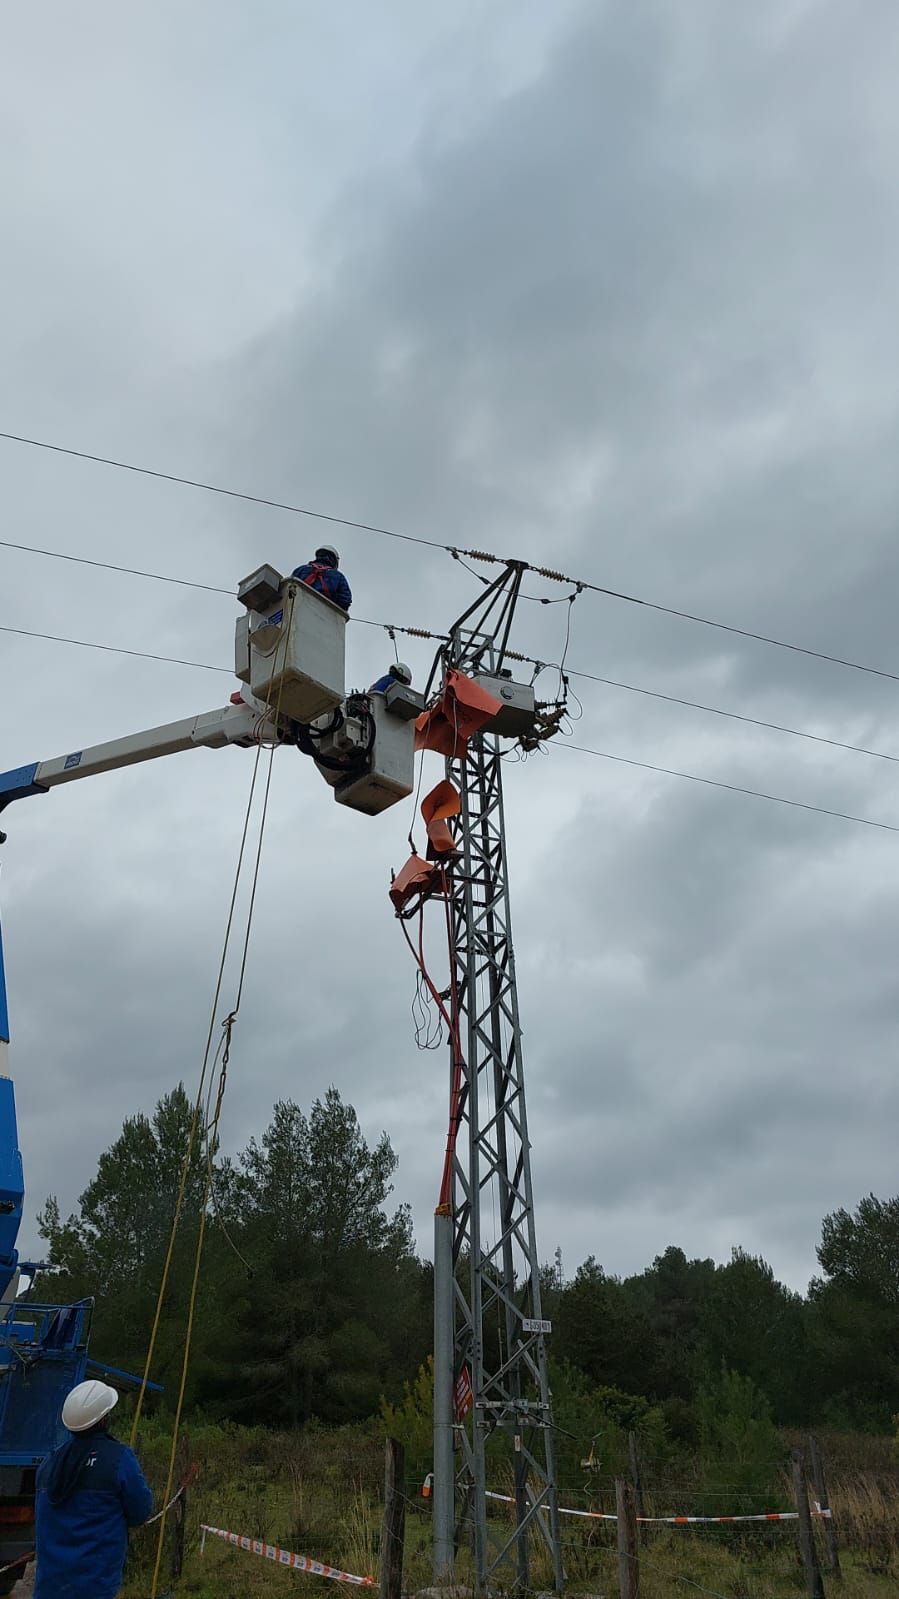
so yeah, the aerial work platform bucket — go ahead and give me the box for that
[312,682,423,815]
[235,566,347,724]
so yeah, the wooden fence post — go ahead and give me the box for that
[380,1437,406,1599]
[170,1432,189,1585]
[627,1431,645,1532]
[615,1477,639,1599]
[792,1448,825,1599]
[171,1485,186,1584]
[808,1435,841,1579]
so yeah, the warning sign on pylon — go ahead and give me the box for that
[454,1365,473,1421]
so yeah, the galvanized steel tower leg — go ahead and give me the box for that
[431,580,563,1594]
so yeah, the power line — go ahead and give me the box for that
[3,618,896,835]
[564,665,899,766]
[0,617,442,674]
[0,534,445,638]
[3,429,898,684]
[0,623,232,673]
[6,613,899,770]
[559,741,899,835]
[571,578,899,686]
[0,431,445,551]
[0,537,232,595]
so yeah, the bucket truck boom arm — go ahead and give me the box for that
[0,696,268,818]
[0,561,422,1570]
[0,691,270,1306]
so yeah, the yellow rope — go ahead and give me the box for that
[148,1028,231,1595]
[128,743,264,1445]
[142,588,296,1594]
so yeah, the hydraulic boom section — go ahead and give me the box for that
[0,565,423,822]
[0,559,428,1586]
[0,698,268,816]
[0,920,23,1308]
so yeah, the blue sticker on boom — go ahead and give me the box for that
[64,752,82,771]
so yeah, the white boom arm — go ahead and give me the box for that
[0,561,422,829]
[0,695,272,816]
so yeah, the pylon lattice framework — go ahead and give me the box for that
[432,565,563,1593]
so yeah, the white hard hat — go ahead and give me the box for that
[315,544,340,566]
[390,661,413,685]
[62,1380,119,1434]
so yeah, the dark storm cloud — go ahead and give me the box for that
[224,0,899,706]
[3,0,899,1292]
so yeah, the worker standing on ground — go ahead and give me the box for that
[369,662,413,693]
[292,545,352,611]
[33,1380,153,1599]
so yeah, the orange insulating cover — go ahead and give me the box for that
[414,670,504,758]
[389,853,442,914]
[421,779,461,857]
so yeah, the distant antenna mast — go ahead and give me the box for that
[431,563,563,1593]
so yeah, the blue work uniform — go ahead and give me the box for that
[35,1426,154,1599]
[292,561,352,612]
[369,674,395,693]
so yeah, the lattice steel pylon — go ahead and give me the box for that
[431,563,563,1594]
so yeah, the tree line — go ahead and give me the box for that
[35,1084,899,1435]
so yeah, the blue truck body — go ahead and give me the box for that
[0,910,158,1589]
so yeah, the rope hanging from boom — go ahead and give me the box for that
[132,591,297,1599]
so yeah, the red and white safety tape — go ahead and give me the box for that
[485,1490,832,1525]
[144,1481,188,1526]
[0,1550,32,1579]
[200,1523,375,1585]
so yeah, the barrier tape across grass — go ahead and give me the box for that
[200,1523,375,1584]
[485,1490,832,1525]
[0,1551,32,1579]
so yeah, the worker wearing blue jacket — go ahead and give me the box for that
[292,544,352,611]
[34,1379,153,1599]
[369,662,413,694]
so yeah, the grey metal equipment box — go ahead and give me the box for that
[237,564,284,614]
[234,571,347,723]
[383,682,424,722]
[474,674,537,738]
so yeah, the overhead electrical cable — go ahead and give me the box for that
[562,665,899,766]
[2,428,898,684]
[0,623,232,673]
[0,629,894,849]
[0,431,446,551]
[559,741,899,835]
[0,535,232,594]
[0,618,441,670]
[4,621,899,770]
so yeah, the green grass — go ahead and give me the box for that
[121,1421,899,1598]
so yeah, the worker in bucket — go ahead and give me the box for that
[369,661,413,694]
[292,544,352,611]
[34,1379,153,1599]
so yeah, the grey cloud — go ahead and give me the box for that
[223,0,899,703]
[4,0,899,1298]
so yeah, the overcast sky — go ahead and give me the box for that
[3,0,899,1296]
